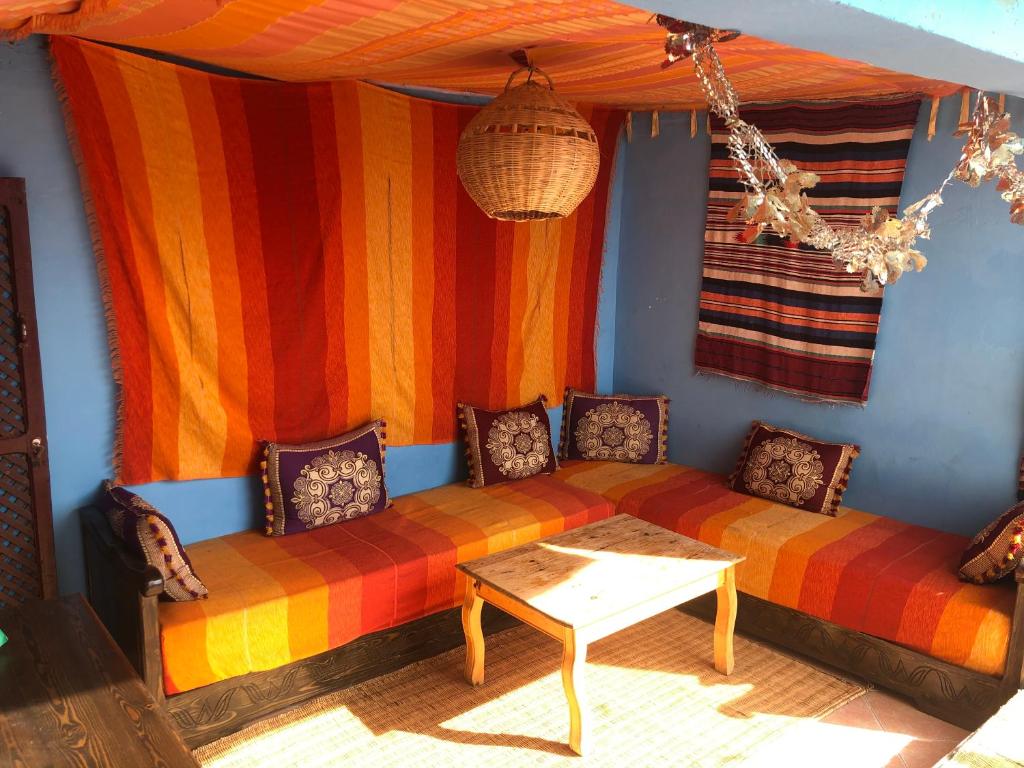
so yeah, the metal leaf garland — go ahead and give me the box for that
[657,16,1024,289]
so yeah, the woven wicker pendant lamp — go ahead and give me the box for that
[456,67,600,221]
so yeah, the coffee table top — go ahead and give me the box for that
[457,515,744,631]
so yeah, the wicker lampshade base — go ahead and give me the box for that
[456,68,600,221]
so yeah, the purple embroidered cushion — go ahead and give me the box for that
[261,420,391,536]
[104,482,208,601]
[959,502,1024,584]
[558,388,669,464]
[728,421,859,516]
[458,396,557,488]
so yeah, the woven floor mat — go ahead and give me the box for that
[196,608,865,767]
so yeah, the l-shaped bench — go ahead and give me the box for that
[81,460,1024,747]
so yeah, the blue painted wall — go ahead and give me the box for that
[0,38,623,595]
[0,39,107,599]
[613,98,1024,537]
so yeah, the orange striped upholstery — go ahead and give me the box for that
[159,460,1013,694]
[558,461,1015,677]
[159,475,613,694]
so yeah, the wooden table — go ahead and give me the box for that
[457,515,745,756]
[0,594,198,767]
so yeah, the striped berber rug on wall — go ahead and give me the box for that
[695,98,921,403]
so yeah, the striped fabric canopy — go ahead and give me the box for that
[8,1,958,108]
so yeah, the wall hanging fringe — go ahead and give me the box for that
[956,87,972,134]
[690,109,697,138]
[651,110,660,138]
[625,111,633,143]
[928,96,940,141]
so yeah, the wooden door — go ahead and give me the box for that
[0,178,55,606]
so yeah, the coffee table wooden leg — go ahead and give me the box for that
[561,630,589,755]
[462,579,485,685]
[714,565,737,675]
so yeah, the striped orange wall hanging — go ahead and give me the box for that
[50,37,624,485]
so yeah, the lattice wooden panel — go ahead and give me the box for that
[0,204,24,439]
[0,199,37,608]
[0,182,52,608]
[0,452,40,608]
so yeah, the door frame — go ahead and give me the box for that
[0,177,56,600]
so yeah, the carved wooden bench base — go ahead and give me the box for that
[682,592,1010,731]
[168,604,518,748]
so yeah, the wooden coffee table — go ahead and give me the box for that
[457,514,745,756]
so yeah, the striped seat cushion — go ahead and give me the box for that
[159,476,613,694]
[557,460,1014,677]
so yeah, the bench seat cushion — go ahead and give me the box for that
[558,460,1014,677]
[159,475,613,694]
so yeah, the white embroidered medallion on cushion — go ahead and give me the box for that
[291,449,383,529]
[485,410,552,480]
[742,436,824,507]
[574,401,654,462]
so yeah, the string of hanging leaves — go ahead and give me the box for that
[657,16,1024,290]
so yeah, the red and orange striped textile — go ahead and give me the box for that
[159,475,613,694]
[13,2,958,108]
[558,461,1015,677]
[51,37,623,485]
[696,99,921,403]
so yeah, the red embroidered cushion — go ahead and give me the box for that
[104,482,208,601]
[261,420,391,536]
[728,421,859,516]
[959,502,1024,584]
[458,396,557,488]
[558,387,669,464]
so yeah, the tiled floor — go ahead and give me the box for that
[751,689,968,768]
[826,692,968,767]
